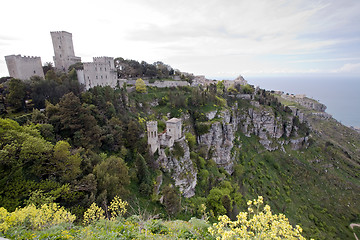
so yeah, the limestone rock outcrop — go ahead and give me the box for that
[158,138,197,198]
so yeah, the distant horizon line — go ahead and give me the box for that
[207,72,360,81]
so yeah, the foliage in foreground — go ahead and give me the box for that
[209,196,306,240]
[0,203,75,233]
[0,196,309,240]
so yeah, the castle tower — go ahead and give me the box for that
[50,31,81,72]
[5,54,44,80]
[166,118,182,141]
[146,121,159,154]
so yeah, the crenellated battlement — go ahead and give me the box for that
[6,54,41,60]
[50,31,72,36]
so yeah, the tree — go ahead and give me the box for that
[42,62,54,75]
[162,185,180,216]
[135,153,152,195]
[124,120,141,149]
[94,156,130,202]
[57,92,101,149]
[51,141,81,182]
[135,78,146,93]
[6,78,26,112]
[242,84,254,94]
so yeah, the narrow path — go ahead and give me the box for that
[350,223,360,240]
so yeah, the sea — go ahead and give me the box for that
[244,75,360,128]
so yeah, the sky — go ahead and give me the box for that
[1,0,360,79]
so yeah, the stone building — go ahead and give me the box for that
[146,121,159,154]
[79,57,118,90]
[166,118,182,142]
[146,118,182,154]
[5,54,44,80]
[50,31,81,72]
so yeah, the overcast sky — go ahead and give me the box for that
[1,0,360,79]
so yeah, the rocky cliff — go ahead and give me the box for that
[157,138,197,198]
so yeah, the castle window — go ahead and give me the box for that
[106,75,107,79]
[105,68,107,71]
[96,76,98,79]
[59,45,61,49]
[100,67,102,71]
[95,67,97,71]
[101,75,103,79]
[60,54,62,58]
[33,70,36,74]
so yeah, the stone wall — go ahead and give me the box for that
[5,55,44,80]
[127,79,189,88]
[81,57,118,90]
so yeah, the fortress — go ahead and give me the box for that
[147,118,182,154]
[4,31,189,90]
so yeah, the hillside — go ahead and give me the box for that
[0,74,359,239]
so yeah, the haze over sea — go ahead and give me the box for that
[243,75,360,128]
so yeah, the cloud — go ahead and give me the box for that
[1,0,360,77]
[333,63,360,73]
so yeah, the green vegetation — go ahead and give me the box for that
[0,196,305,239]
[135,78,147,93]
[0,72,359,239]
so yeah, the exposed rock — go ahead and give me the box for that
[234,75,248,85]
[282,95,327,112]
[290,137,308,150]
[312,112,332,119]
[158,139,197,198]
[236,94,252,100]
[206,111,217,120]
[154,99,310,197]
[288,106,305,123]
[198,121,236,174]
[149,100,159,107]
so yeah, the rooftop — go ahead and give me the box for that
[166,118,181,123]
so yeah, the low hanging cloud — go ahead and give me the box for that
[334,63,360,73]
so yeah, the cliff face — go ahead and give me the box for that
[195,102,306,177]
[158,138,197,198]
[199,110,236,174]
[157,96,310,198]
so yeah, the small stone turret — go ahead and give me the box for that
[166,118,182,140]
[147,121,159,154]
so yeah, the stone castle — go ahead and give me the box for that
[146,118,182,154]
[4,31,190,90]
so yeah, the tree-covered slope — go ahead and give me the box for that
[0,75,359,239]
